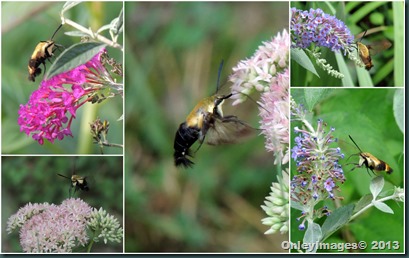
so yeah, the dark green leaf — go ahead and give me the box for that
[291,48,320,78]
[304,88,331,111]
[45,42,106,80]
[321,203,354,241]
[354,194,372,213]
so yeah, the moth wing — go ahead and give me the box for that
[205,115,255,145]
[367,40,392,55]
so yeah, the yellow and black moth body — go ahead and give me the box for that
[28,24,63,82]
[356,42,373,71]
[348,135,393,175]
[28,40,56,81]
[173,93,253,168]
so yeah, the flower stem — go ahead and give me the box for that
[86,238,94,253]
[350,195,396,221]
[62,18,123,51]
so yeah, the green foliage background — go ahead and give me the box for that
[290,1,403,87]
[290,88,404,252]
[124,2,289,252]
[1,2,123,154]
[1,156,123,252]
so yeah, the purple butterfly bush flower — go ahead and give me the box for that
[18,49,113,145]
[291,7,355,55]
[290,99,346,230]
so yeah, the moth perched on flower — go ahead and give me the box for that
[18,47,121,145]
[355,31,392,71]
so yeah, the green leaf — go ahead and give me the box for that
[335,52,353,86]
[61,1,81,16]
[290,201,304,211]
[321,203,355,241]
[369,176,384,199]
[110,8,124,36]
[356,67,374,87]
[291,48,320,78]
[354,194,372,213]
[303,221,322,252]
[393,89,404,133]
[393,2,404,86]
[372,201,394,214]
[304,88,331,111]
[45,42,106,80]
[64,30,90,37]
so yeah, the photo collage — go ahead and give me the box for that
[0,1,405,254]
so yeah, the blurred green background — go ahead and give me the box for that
[291,1,404,87]
[2,156,123,252]
[125,2,289,252]
[290,88,404,252]
[1,2,123,154]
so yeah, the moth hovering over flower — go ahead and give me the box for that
[28,24,64,82]
[356,30,392,71]
[57,161,89,197]
[347,135,393,175]
[173,61,254,168]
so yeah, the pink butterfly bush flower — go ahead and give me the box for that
[18,49,113,145]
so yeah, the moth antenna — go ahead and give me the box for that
[71,156,79,176]
[57,173,70,179]
[348,135,364,153]
[216,59,224,93]
[50,24,63,40]
[346,153,360,162]
[360,30,367,42]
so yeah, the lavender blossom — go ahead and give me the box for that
[290,98,345,229]
[18,49,121,145]
[291,8,354,55]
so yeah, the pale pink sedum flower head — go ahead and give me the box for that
[229,29,290,105]
[229,29,290,165]
[258,69,289,165]
[7,198,92,253]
